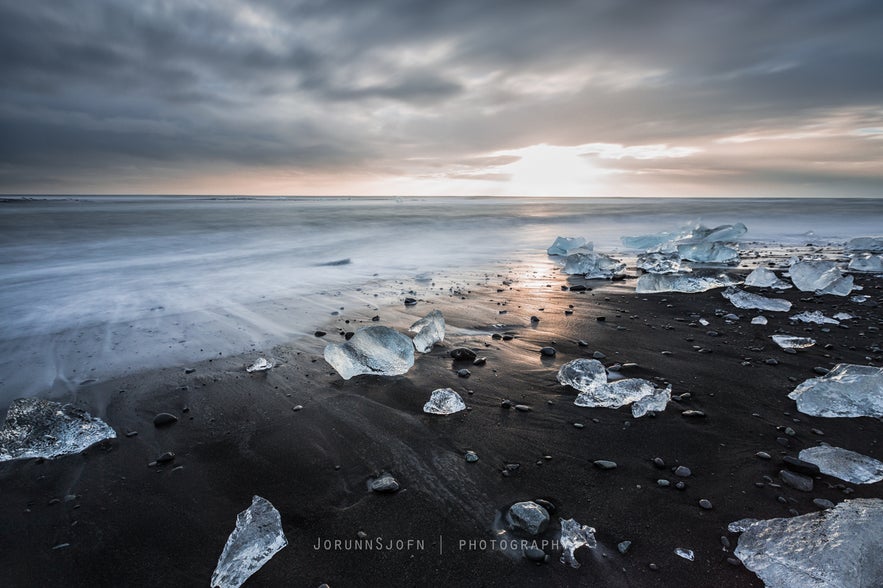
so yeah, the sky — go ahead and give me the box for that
[1,0,882,197]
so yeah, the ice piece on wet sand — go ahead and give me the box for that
[562,251,625,279]
[246,357,273,373]
[799,446,883,484]
[692,222,747,243]
[677,241,739,263]
[559,359,671,413]
[848,253,883,272]
[751,316,768,325]
[423,388,466,415]
[636,252,681,274]
[635,272,737,294]
[0,398,116,462]
[790,310,839,325]
[211,496,287,588]
[547,236,588,256]
[788,364,883,418]
[729,499,883,588]
[324,326,415,380]
[744,266,792,289]
[674,548,694,561]
[833,312,853,321]
[722,288,791,312]
[789,261,854,296]
[621,230,685,252]
[771,335,815,349]
[506,501,550,536]
[559,518,597,568]
[575,378,659,409]
[557,359,607,392]
[409,309,445,353]
[631,385,672,417]
[847,236,883,252]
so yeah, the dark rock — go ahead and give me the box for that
[780,469,813,492]
[578,339,589,347]
[813,498,835,509]
[501,400,513,409]
[524,547,547,562]
[153,413,178,427]
[594,460,617,470]
[314,330,327,337]
[450,348,477,361]
[592,351,606,360]
[813,366,829,375]
[472,357,487,366]
[699,499,713,510]
[514,404,531,412]
[403,297,417,306]
[457,369,471,378]
[782,456,821,476]
[540,347,556,357]
[155,451,175,464]
[570,284,587,292]
[617,541,632,554]
[674,466,691,477]
[653,457,666,468]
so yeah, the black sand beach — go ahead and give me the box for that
[1,255,881,587]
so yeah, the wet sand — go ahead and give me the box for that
[1,258,881,587]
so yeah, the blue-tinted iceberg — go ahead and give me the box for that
[677,242,739,264]
[799,446,883,485]
[211,496,288,588]
[789,261,854,296]
[788,364,883,418]
[848,253,883,273]
[324,326,415,380]
[409,309,445,353]
[847,236,883,252]
[722,288,791,312]
[547,236,589,256]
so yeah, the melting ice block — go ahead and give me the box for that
[847,236,883,252]
[246,358,273,373]
[789,261,854,296]
[409,309,445,353]
[324,326,415,380]
[635,273,737,294]
[557,359,607,391]
[799,446,883,485]
[559,518,597,569]
[547,236,588,256]
[744,266,791,289]
[422,388,466,415]
[677,241,739,264]
[621,229,686,252]
[729,499,883,588]
[558,359,670,414]
[0,398,116,462]
[788,364,883,418]
[562,251,625,279]
[630,385,672,418]
[722,288,791,312]
[772,335,815,349]
[636,252,681,274]
[848,253,883,273]
[751,316,768,325]
[790,311,839,325]
[211,496,287,588]
[506,501,550,536]
[692,222,748,243]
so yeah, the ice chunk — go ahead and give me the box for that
[506,501,550,536]
[730,499,883,588]
[211,496,287,588]
[744,266,792,289]
[324,326,415,380]
[722,288,791,312]
[847,236,883,252]
[0,398,116,462]
[833,312,854,321]
[852,295,869,303]
[799,446,883,485]
[751,316,768,325]
[848,253,883,273]
[790,310,839,325]
[558,359,669,412]
[788,364,883,418]
[789,261,854,296]
[771,335,816,349]
[636,252,681,274]
[677,241,739,264]
[409,309,445,353]
[422,388,466,415]
[558,518,597,568]
[547,236,588,256]
[562,251,625,279]
[635,273,737,294]
[621,229,687,252]
[692,222,747,243]
[674,548,695,561]
[557,359,607,392]
[246,357,273,373]
[630,385,672,418]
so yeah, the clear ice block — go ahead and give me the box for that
[324,326,415,380]
[799,446,883,485]
[409,309,445,353]
[559,518,597,568]
[547,236,589,256]
[771,335,816,349]
[210,496,288,588]
[722,288,791,312]
[744,266,791,289]
[788,364,883,418]
[635,273,737,294]
[422,388,466,415]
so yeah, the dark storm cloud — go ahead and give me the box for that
[0,0,881,194]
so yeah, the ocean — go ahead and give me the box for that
[1,196,880,403]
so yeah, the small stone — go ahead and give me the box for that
[404,297,417,306]
[782,456,820,476]
[292,405,304,412]
[540,347,556,357]
[501,400,513,409]
[726,557,741,567]
[779,469,813,492]
[657,479,670,487]
[681,410,705,418]
[153,413,178,427]
[649,563,659,571]
[465,451,479,463]
[573,422,584,429]
[756,451,772,460]
[594,460,618,470]
[674,466,691,477]
[784,427,796,437]
[811,428,825,436]
[155,451,175,464]
[514,404,531,412]
[596,316,606,322]
[699,499,713,510]
[592,351,606,360]
[524,547,546,563]
[812,366,829,375]
[450,348,477,361]
[314,330,327,337]
[765,358,779,366]
[184,368,195,374]
[457,369,471,378]
[578,340,589,347]
[653,457,666,468]
[813,498,835,509]
[472,357,487,366]
[675,481,686,490]
[371,473,400,493]
[617,541,632,554]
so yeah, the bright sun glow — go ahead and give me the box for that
[493,144,607,196]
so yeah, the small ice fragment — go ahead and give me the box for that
[547,236,588,256]
[788,364,883,418]
[323,326,415,380]
[506,501,550,536]
[852,295,869,303]
[730,499,883,588]
[409,309,445,353]
[635,273,737,294]
[847,236,883,252]
[631,385,672,418]
[745,266,792,289]
[0,398,117,462]
[789,261,854,296]
[563,251,625,279]
[772,335,816,349]
[422,388,466,415]
[246,358,273,373]
[674,548,695,561]
[751,316,768,325]
[210,496,287,588]
[799,446,883,484]
[677,241,739,263]
[699,318,709,326]
[833,312,853,321]
[790,311,839,325]
[722,288,791,312]
[636,252,681,274]
[848,253,883,273]
[557,359,607,392]
[559,518,597,568]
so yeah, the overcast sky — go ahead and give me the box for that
[1,0,882,196]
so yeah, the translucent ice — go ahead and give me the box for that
[559,518,597,568]
[558,359,669,412]
[788,364,883,418]
[799,446,883,485]
[0,398,116,462]
[409,309,445,353]
[833,312,854,321]
[730,499,883,588]
[789,261,854,296]
[211,496,287,588]
[620,229,688,252]
[506,501,550,536]
[847,236,883,252]
[630,385,672,418]
[848,253,883,273]
[635,273,737,294]
[790,311,839,325]
[744,266,791,289]
[692,222,747,243]
[562,251,625,279]
[636,252,681,274]
[547,236,588,256]
[557,359,607,392]
[422,388,466,415]
[771,335,816,349]
[751,316,768,325]
[677,241,739,264]
[574,378,659,409]
[246,357,273,373]
[674,548,695,561]
[722,288,792,312]
[324,326,415,380]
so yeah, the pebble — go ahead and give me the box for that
[755,451,771,460]
[578,340,589,347]
[457,369,471,378]
[514,404,531,412]
[812,366,829,375]
[811,428,825,436]
[617,541,632,554]
[465,451,479,463]
[649,563,659,571]
[726,557,741,567]
[675,481,686,490]
[699,499,713,510]
[765,358,779,366]
[776,437,791,448]
[784,427,796,436]
[813,498,835,509]
[530,316,540,323]
[594,460,618,470]
[501,400,513,409]
[782,456,820,476]
[540,347,556,357]
[573,422,584,429]
[472,357,487,366]
[780,470,813,492]
[652,457,665,468]
[153,413,178,427]
[314,330,327,337]
[681,410,705,418]
[184,368,195,374]
[451,348,477,361]
[292,405,304,412]
[674,466,691,478]
[524,547,547,563]
[370,473,400,493]
[403,297,417,306]
[596,316,606,322]
[593,351,606,359]
[155,451,175,464]
[657,479,670,487]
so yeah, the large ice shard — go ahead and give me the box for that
[0,398,116,462]
[635,273,737,294]
[788,364,883,418]
[211,496,287,588]
[848,253,883,273]
[559,359,670,414]
[722,288,792,312]
[636,252,681,274]
[847,236,883,252]
[744,266,792,289]
[562,251,625,279]
[799,446,883,485]
[729,499,883,588]
[409,309,445,353]
[559,518,597,569]
[790,311,839,325]
[789,261,854,296]
[422,388,466,415]
[324,326,415,380]
[677,241,739,264]
[771,335,816,350]
[547,236,589,256]
[630,385,672,417]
